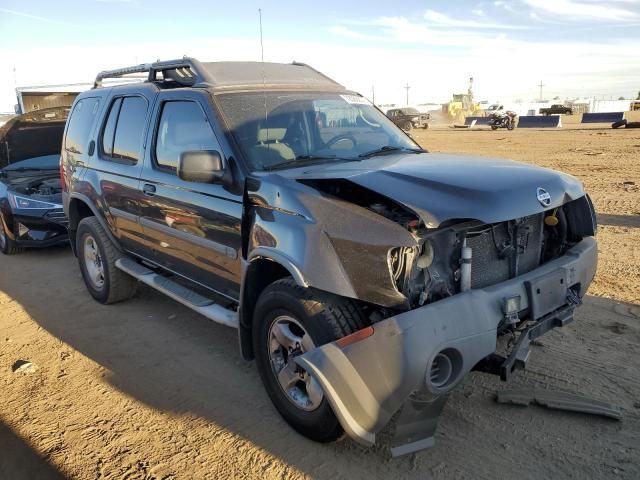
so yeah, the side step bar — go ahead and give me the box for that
[115,258,239,329]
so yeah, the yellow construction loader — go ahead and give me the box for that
[444,77,482,123]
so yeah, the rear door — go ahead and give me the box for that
[138,90,242,301]
[86,90,153,254]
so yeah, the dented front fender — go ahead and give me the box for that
[296,289,498,452]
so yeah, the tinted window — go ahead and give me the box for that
[112,97,148,163]
[101,98,122,157]
[155,101,219,170]
[65,97,100,154]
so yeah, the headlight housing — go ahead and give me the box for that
[8,192,61,210]
[388,246,419,293]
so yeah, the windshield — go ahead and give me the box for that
[216,92,419,171]
[403,108,420,115]
[1,154,60,172]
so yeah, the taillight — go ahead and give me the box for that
[59,156,67,192]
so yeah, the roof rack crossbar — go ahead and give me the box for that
[93,58,206,89]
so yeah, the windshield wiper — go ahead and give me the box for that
[267,154,340,171]
[358,146,428,158]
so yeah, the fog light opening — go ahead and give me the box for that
[429,352,454,389]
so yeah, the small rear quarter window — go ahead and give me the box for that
[65,97,101,154]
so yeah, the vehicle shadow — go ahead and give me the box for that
[597,213,640,228]
[0,419,67,480]
[1,248,639,479]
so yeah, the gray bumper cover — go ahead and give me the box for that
[296,237,597,455]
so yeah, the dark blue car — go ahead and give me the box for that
[0,107,69,254]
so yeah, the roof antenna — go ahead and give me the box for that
[259,8,265,63]
[259,8,270,161]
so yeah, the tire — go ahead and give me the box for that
[491,125,498,130]
[253,278,367,443]
[76,216,137,304]
[422,123,430,129]
[0,219,21,255]
[401,121,412,132]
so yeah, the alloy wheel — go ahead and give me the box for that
[83,235,105,289]
[268,315,323,412]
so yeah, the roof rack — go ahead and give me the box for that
[93,57,207,89]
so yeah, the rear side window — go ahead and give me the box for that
[101,98,122,157]
[100,96,147,163]
[112,97,147,163]
[65,97,101,154]
[155,101,219,171]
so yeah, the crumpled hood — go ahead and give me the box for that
[286,153,585,227]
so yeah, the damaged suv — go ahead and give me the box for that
[62,58,597,456]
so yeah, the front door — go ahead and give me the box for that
[138,90,243,301]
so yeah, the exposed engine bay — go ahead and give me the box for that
[8,175,63,204]
[300,177,596,321]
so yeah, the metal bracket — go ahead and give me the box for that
[499,304,575,381]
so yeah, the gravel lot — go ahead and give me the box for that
[1,118,639,480]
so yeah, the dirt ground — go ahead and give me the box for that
[1,120,639,480]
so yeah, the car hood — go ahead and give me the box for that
[277,153,585,227]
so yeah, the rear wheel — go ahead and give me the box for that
[253,278,367,442]
[77,217,137,304]
[0,220,21,255]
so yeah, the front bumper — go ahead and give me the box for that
[6,208,69,247]
[296,237,597,455]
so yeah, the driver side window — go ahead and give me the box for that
[154,101,220,172]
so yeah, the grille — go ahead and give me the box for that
[466,215,543,289]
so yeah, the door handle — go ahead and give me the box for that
[142,183,156,196]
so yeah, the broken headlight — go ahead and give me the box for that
[388,246,418,292]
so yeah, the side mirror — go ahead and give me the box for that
[178,150,224,183]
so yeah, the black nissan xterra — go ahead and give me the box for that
[62,58,597,456]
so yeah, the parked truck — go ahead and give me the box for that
[540,104,573,116]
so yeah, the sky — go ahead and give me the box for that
[1,0,639,112]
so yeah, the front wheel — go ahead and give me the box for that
[253,278,367,443]
[0,219,21,255]
[77,217,137,304]
[401,121,412,132]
